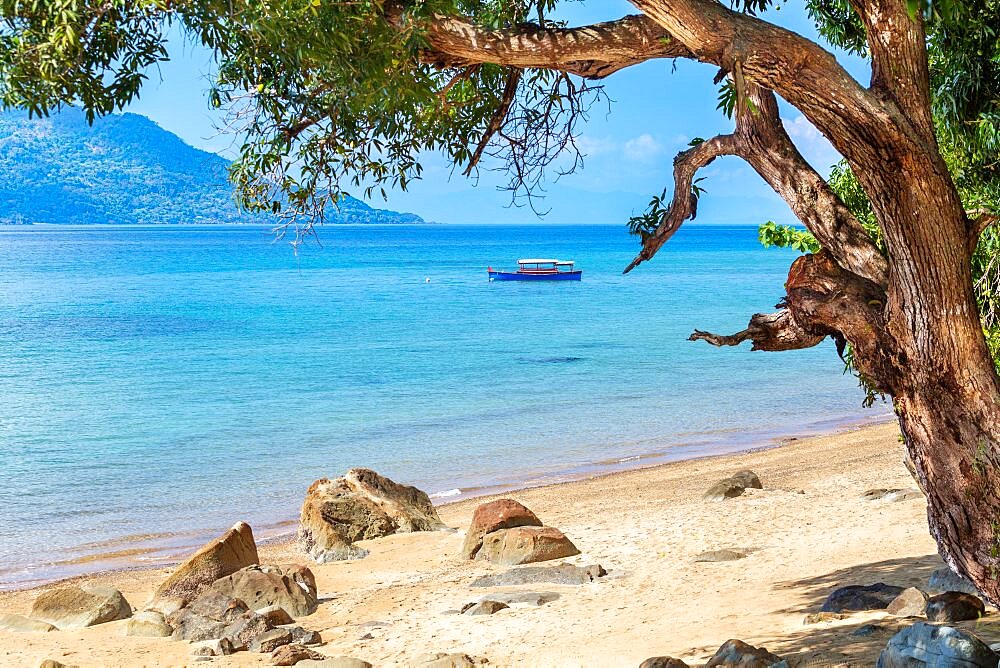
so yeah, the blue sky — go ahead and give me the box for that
[125,1,869,225]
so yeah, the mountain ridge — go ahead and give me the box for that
[0,109,425,225]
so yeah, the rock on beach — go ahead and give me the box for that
[298,468,445,563]
[461,499,542,559]
[148,521,259,614]
[29,585,132,630]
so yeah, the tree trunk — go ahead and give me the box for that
[898,386,1000,603]
[839,147,1000,604]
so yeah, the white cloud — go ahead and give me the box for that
[575,135,617,157]
[623,133,665,162]
[782,115,842,173]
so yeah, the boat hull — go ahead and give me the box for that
[488,270,582,281]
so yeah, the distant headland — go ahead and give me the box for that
[0,109,426,226]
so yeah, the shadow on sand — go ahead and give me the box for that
[750,554,1000,666]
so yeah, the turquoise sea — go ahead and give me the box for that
[0,223,888,588]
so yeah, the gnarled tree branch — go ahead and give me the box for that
[690,309,825,351]
[626,82,888,286]
[969,208,999,252]
[691,251,897,392]
[624,133,739,273]
[388,10,693,80]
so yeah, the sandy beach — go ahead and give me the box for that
[1,421,996,667]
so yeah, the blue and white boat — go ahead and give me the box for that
[488,258,582,281]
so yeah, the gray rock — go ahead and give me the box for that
[704,639,782,667]
[927,567,982,597]
[732,470,763,489]
[703,478,746,501]
[926,591,985,622]
[694,548,751,562]
[191,637,236,657]
[185,590,251,621]
[123,610,172,637]
[414,654,488,667]
[470,563,606,587]
[0,613,56,633]
[877,621,999,667]
[477,591,559,607]
[170,613,227,642]
[257,605,295,626]
[168,595,248,641]
[290,625,323,645]
[250,627,294,652]
[461,600,509,616]
[29,585,132,630]
[221,610,273,650]
[820,583,905,612]
[886,587,929,617]
[639,658,690,668]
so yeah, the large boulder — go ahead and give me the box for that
[820,583,905,612]
[925,591,985,622]
[877,621,999,667]
[298,469,445,563]
[886,587,929,617]
[0,613,56,633]
[149,521,259,613]
[461,499,542,560]
[470,563,606,587]
[704,639,782,667]
[29,585,132,630]
[476,526,580,565]
[208,564,318,617]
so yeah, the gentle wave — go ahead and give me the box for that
[429,488,463,499]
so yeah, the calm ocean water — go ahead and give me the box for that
[0,223,887,587]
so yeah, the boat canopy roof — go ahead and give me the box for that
[517,258,574,265]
